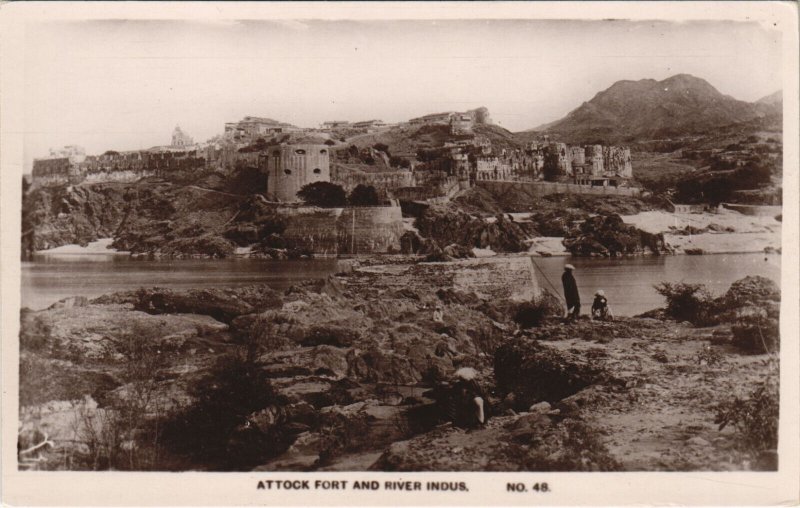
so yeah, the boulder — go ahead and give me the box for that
[132,285,283,323]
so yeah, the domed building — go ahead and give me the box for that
[171,125,194,148]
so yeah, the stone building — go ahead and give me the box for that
[475,155,512,180]
[351,120,387,132]
[48,145,86,164]
[449,113,473,133]
[603,146,633,178]
[321,120,350,130]
[225,116,299,142]
[266,144,331,202]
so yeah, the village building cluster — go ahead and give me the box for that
[31,108,634,196]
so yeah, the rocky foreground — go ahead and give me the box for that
[18,258,779,472]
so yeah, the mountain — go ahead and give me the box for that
[528,74,768,144]
[754,90,783,117]
[756,90,782,106]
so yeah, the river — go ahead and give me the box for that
[21,252,781,316]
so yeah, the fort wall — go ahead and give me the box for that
[332,167,414,193]
[477,180,642,198]
[277,204,404,255]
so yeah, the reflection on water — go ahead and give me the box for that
[22,252,780,316]
[22,255,339,311]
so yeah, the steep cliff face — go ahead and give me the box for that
[110,182,244,257]
[22,183,129,253]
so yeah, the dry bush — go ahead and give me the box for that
[160,352,290,470]
[513,291,563,329]
[69,323,168,470]
[715,368,779,460]
[508,419,621,471]
[654,282,718,325]
[731,309,780,354]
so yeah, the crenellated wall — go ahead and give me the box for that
[332,167,415,193]
[477,180,641,198]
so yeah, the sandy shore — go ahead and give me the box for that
[621,210,782,254]
[35,238,129,255]
[527,237,570,256]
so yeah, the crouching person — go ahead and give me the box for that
[449,367,490,429]
[591,290,613,321]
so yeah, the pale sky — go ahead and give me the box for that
[23,19,781,169]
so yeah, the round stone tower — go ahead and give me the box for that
[265,144,331,202]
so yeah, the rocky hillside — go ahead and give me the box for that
[22,183,129,254]
[526,74,771,144]
[347,122,523,156]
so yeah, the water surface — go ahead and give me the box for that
[22,252,781,316]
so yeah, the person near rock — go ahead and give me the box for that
[448,367,489,429]
[591,289,613,321]
[561,264,580,321]
[433,304,444,324]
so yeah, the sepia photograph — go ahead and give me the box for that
[2,1,798,505]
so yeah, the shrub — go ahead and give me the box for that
[654,282,718,325]
[731,308,780,354]
[161,353,290,470]
[513,292,562,328]
[506,419,622,471]
[715,370,779,459]
[315,411,372,467]
[296,182,347,207]
[348,184,381,206]
[542,149,563,182]
[372,143,390,155]
[389,156,411,169]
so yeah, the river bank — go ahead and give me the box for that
[522,209,781,256]
[621,209,781,255]
[18,256,779,472]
